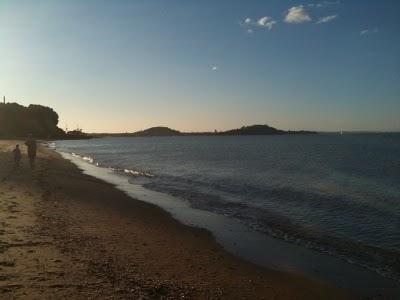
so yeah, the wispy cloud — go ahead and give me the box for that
[244,18,252,25]
[257,16,277,30]
[360,28,378,35]
[239,18,255,34]
[308,3,323,8]
[308,1,340,8]
[316,15,338,24]
[240,16,277,33]
[284,5,312,24]
[211,66,218,71]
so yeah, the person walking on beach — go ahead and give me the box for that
[25,134,37,169]
[12,144,22,169]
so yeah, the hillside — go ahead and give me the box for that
[132,126,182,137]
[218,124,317,135]
[218,124,285,135]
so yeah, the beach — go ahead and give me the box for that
[0,140,356,299]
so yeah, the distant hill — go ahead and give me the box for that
[95,125,316,137]
[132,126,182,137]
[218,124,285,135]
[218,124,317,135]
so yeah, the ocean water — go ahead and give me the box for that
[55,134,400,280]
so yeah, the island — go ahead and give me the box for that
[132,126,182,137]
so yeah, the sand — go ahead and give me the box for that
[0,140,355,299]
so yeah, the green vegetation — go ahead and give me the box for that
[0,102,64,138]
[0,102,90,139]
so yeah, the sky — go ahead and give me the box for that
[0,0,399,133]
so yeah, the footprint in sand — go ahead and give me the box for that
[31,276,46,282]
[0,261,15,267]
[0,284,24,291]
[0,275,15,281]
[7,205,18,212]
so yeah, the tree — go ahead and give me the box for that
[0,102,65,138]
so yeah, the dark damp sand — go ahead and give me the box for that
[0,140,355,299]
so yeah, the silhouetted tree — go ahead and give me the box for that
[0,102,65,138]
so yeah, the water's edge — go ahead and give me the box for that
[55,149,400,298]
[66,149,400,283]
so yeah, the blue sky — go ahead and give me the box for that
[0,0,399,132]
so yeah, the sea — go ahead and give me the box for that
[54,133,400,287]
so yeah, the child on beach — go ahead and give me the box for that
[12,144,22,168]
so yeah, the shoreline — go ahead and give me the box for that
[0,140,388,299]
[56,145,400,298]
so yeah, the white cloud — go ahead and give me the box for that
[240,16,276,33]
[257,16,277,30]
[240,18,254,34]
[316,15,338,24]
[244,18,252,25]
[285,5,312,24]
[212,66,218,71]
[360,28,378,35]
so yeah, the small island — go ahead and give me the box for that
[217,124,316,135]
[132,126,182,137]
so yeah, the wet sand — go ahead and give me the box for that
[0,140,355,299]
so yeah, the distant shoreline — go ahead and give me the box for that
[89,131,400,138]
[90,124,318,138]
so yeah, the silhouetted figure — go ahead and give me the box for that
[12,144,22,169]
[25,135,37,169]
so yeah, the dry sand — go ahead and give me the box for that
[0,140,355,299]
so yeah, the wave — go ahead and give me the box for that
[47,142,57,149]
[70,152,154,178]
[113,167,154,178]
[71,152,96,164]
